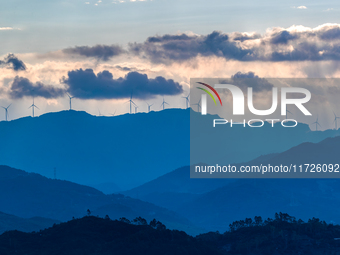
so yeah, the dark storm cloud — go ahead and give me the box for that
[317,26,340,40]
[0,54,26,71]
[63,44,125,61]
[114,65,150,73]
[9,77,65,99]
[220,72,273,93]
[62,69,183,100]
[129,31,253,64]
[270,31,297,45]
[128,24,340,63]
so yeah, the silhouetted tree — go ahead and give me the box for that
[133,217,147,225]
[119,217,131,224]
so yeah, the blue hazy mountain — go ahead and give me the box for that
[123,154,279,210]
[0,109,190,191]
[125,136,340,232]
[123,165,237,211]
[0,211,59,234]
[0,165,201,234]
[0,109,339,192]
[190,112,340,166]
[182,136,340,231]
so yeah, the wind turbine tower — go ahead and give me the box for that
[333,111,340,130]
[160,97,169,110]
[192,98,201,112]
[182,93,190,108]
[145,102,153,113]
[67,93,74,110]
[28,97,39,117]
[311,116,321,131]
[127,93,137,114]
[1,104,11,121]
[286,109,292,120]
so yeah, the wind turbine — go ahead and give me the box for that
[66,93,74,110]
[127,92,137,114]
[286,109,293,120]
[160,97,169,110]
[192,98,201,112]
[333,111,340,130]
[182,93,190,109]
[111,110,117,116]
[135,105,138,113]
[1,104,11,121]
[145,102,153,113]
[28,97,39,117]
[311,116,321,131]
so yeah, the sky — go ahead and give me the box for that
[1,0,340,129]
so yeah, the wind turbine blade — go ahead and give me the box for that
[28,105,32,109]
[34,105,40,110]
[317,122,321,127]
[165,102,169,105]
[7,104,11,109]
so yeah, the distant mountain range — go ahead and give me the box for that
[0,211,59,234]
[0,109,339,192]
[126,136,340,232]
[0,165,201,235]
[0,109,190,191]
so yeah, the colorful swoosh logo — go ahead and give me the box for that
[196,82,223,106]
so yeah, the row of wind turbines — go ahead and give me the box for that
[126,93,169,114]
[1,92,340,131]
[0,92,172,120]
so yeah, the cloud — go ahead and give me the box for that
[0,54,26,71]
[9,76,65,99]
[128,24,340,63]
[220,72,274,93]
[114,65,150,73]
[129,31,251,64]
[62,44,125,61]
[62,69,183,99]
[270,30,297,45]
[297,6,307,9]
[0,27,13,31]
